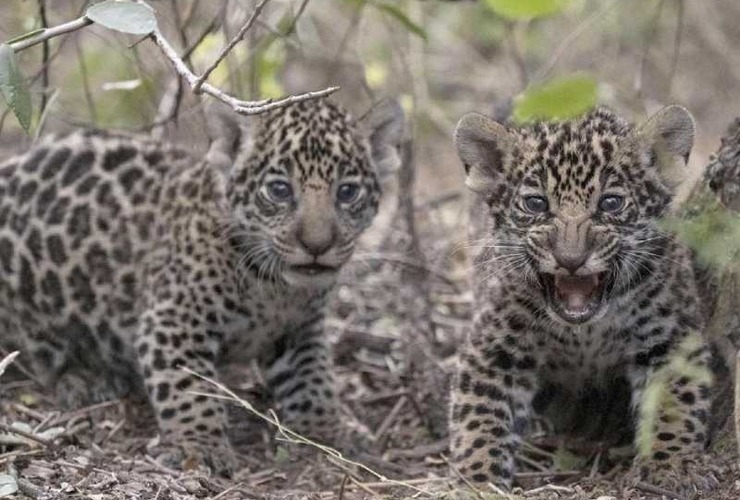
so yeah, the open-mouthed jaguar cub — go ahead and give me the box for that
[451,106,714,495]
[0,97,404,474]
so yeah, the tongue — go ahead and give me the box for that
[554,275,599,311]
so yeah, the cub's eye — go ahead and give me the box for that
[598,194,625,213]
[337,182,361,204]
[264,180,293,203]
[523,195,549,214]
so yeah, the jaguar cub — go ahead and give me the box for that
[0,98,404,474]
[450,106,713,494]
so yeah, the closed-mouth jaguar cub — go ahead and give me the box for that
[451,106,714,495]
[0,97,404,474]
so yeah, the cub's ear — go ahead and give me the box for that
[358,98,405,177]
[637,105,695,188]
[454,113,513,195]
[204,99,253,172]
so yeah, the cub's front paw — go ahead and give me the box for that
[623,455,721,499]
[55,371,120,409]
[280,415,375,456]
[333,419,376,456]
[150,439,238,477]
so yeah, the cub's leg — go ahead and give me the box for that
[449,321,539,490]
[135,305,236,476]
[265,314,343,442]
[23,322,126,408]
[630,331,716,493]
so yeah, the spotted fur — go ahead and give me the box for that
[0,98,404,474]
[450,106,713,494]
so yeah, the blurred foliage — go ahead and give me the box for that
[0,0,734,168]
[0,0,604,135]
[662,198,740,269]
[462,8,507,48]
[65,44,156,128]
[483,0,574,21]
[255,44,287,99]
[342,0,427,40]
[371,1,427,41]
[513,74,598,123]
[552,446,588,471]
[2,0,160,133]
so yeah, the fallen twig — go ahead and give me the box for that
[440,454,488,500]
[523,484,574,496]
[0,351,19,378]
[192,0,271,93]
[0,423,54,448]
[183,367,433,496]
[48,399,121,428]
[634,481,688,500]
[16,477,44,499]
[385,440,448,460]
[515,470,583,480]
[373,395,407,443]
[0,449,45,466]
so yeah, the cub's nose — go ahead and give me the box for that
[297,225,336,257]
[552,250,589,273]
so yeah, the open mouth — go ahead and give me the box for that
[289,263,338,276]
[541,272,609,323]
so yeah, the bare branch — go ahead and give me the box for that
[4,2,337,120]
[192,0,271,94]
[37,0,50,117]
[283,0,311,37]
[75,38,97,126]
[149,28,338,115]
[8,16,91,52]
[182,7,223,61]
[254,19,300,48]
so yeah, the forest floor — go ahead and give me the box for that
[1,184,739,500]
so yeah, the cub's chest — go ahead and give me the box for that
[538,323,628,384]
[220,286,322,360]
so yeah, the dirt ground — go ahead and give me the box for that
[0,189,738,500]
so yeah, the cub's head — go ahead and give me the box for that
[211,98,404,288]
[455,106,694,324]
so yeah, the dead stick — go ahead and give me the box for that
[635,481,688,500]
[0,423,53,448]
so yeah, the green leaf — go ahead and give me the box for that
[274,445,291,464]
[513,74,598,123]
[372,2,427,41]
[86,0,157,35]
[0,44,32,133]
[552,446,588,471]
[484,0,572,21]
